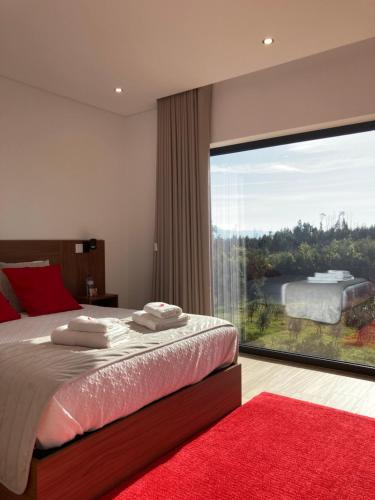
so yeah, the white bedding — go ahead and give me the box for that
[0,305,238,450]
[282,280,374,311]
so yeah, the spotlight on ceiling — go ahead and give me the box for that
[114,87,123,94]
[262,37,274,46]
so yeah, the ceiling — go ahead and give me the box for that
[1,0,374,117]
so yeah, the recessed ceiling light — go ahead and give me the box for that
[114,87,123,94]
[262,37,274,46]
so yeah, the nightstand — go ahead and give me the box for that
[78,293,119,308]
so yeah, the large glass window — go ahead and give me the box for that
[211,122,375,371]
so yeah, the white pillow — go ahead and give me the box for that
[0,260,50,311]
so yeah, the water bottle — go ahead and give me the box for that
[86,275,95,297]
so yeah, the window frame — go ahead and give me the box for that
[211,120,375,156]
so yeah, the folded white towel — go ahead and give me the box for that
[307,277,338,283]
[132,310,189,331]
[51,324,129,348]
[143,302,182,319]
[327,270,354,280]
[308,271,354,283]
[68,315,124,333]
[328,270,351,276]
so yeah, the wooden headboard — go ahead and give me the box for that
[0,240,105,298]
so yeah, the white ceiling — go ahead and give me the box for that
[1,0,374,117]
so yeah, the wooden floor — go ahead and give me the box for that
[239,353,375,418]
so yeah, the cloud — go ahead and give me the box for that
[211,156,374,177]
[211,162,303,175]
[212,190,357,203]
[286,138,334,153]
[272,164,302,172]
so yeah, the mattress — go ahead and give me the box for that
[0,305,238,450]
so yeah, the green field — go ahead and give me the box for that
[240,309,375,367]
[246,317,375,365]
[217,302,375,367]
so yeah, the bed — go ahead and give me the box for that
[282,278,375,324]
[0,240,241,500]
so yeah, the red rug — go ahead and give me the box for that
[101,392,375,500]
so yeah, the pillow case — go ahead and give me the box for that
[0,292,21,323]
[0,260,49,312]
[2,264,82,317]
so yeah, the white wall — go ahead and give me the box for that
[1,40,373,309]
[0,76,157,308]
[212,38,375,146]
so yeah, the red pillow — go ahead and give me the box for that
[2,264,82,317]
[0,292,21,322]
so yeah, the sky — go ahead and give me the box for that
[210,129,375,235]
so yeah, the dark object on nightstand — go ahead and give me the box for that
[78,293,119,308]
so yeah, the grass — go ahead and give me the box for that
[216,305,375,367]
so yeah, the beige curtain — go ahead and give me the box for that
[152,85,213,315]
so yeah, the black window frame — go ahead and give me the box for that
[211,119,375,376]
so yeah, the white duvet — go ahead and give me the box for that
[281,280,374,312]
[0,305,238,450]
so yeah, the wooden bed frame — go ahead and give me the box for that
[1,364,241,500]
[0,240,242,499]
